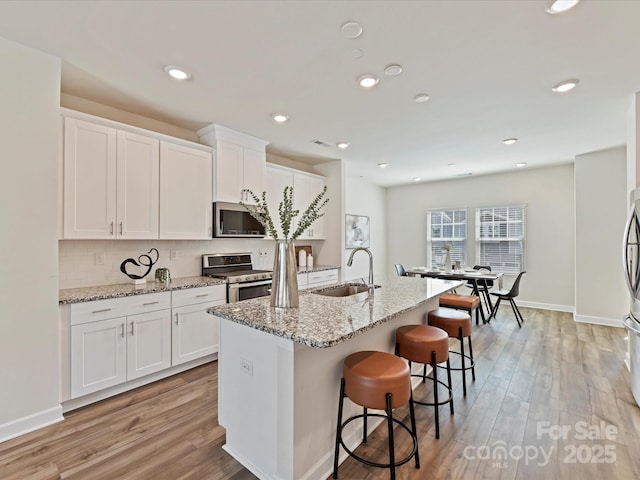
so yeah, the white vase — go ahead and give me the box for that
[444,250,452,272]
[271,240,299,308]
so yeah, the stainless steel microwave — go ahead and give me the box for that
[213,202,266,238]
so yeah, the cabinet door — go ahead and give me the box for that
[242,147,266,202]
[116,131,159,239]
[214,140,244,203]
[159,141,213,239]
[71,317,127,398]
[127,309,171,380]
[63,117,117,239]
[266,165,293,239]
[293,172,326,239]
[172,300,224,366]
[297,273,309,290]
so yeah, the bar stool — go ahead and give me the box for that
[428,308,476,396]
[333,351,419,480]
[439,292,483,325]
[395,325,453,439]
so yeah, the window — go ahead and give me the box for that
[476,205,526,273]
[427,209,466,267]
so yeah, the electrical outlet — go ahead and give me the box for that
[170,250,178,261]
[240,357,253,376]
[94,252,105,266]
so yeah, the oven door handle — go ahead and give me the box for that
[228,279,273,290]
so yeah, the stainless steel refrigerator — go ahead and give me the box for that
[622,189,640,407]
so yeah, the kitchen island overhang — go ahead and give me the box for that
[208,276,461,480]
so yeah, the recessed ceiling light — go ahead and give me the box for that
[516,162,528,168]
[378,163,389,168]
[413,93,430,103]
[341,21,363,39]
[413,177,421,182]
[164,65,191,80]
[271,113,289,123]
[502,138,518,145]
[352,48,364,59]
[337,142,350,149]
[546,0,581,14]
[384,64,403,76]
[552,79,579,93]
[448,163,457,167]
[358,74,379,88]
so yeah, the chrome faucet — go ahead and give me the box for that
[347,247,374,293]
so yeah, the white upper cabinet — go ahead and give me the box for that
[159,141,212,239]
[116,130,160,239]
[62,110,212,240]
[63,117,118,239]
[198,124,269,204]
[265,164,327,240]
[293,171,326,240]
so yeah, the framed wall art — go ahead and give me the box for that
[345,214,370,249]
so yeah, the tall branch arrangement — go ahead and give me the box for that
[240,186,329,241]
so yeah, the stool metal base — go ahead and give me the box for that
[333,378,420,480]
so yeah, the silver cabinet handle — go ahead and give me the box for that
[143,301,159,306]
[92,308,112,314]
[195,294,209,298]
[110,222,114,235]
[121,322,125,338]
[119,222,123,235]
[175,312,179,326]
[130,322,135,336]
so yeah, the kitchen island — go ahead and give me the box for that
[207,275,461,480]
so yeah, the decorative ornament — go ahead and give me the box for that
[120,248,159,280]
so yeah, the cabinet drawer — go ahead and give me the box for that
[70,292,171,325]
[172,285,227,308]
[308,269,339,286]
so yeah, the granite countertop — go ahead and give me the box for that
[297,265,340,274]
[59,276,227,304]
[207,276,461,348]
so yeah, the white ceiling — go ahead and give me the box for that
[1,0,640,187]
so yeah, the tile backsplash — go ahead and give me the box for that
[58,238,277,289]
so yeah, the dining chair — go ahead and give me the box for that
[466,265,493,313]
[489,271,526,327]
[395,264,407,277]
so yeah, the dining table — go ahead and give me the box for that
[405,267,503,321]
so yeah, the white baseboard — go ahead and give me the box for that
[0,405,63,444]
[516,300,574,313]
[574,314,624,328]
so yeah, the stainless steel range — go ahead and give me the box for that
[202,253,272,303]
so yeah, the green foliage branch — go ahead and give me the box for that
[240,186,329,241]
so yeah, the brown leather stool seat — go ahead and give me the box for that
[439,292,483,325]
[428,307,476,397]
[395,325,453,439]
[333,351,420,480]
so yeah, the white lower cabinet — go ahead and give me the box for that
[70,291,171,398]
[67,286,226,401]
[171,285,226,366]
[298,269,339,290]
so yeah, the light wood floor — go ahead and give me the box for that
[1,306,638,479]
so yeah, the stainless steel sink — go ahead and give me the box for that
[312,283,379,297]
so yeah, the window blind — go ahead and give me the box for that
[476,205,526,273]
[427,209,467,267]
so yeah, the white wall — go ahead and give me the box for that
[343,171,388,284]
[575,146,628,325]
[387,164,575,310]
[0,37,63,439]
